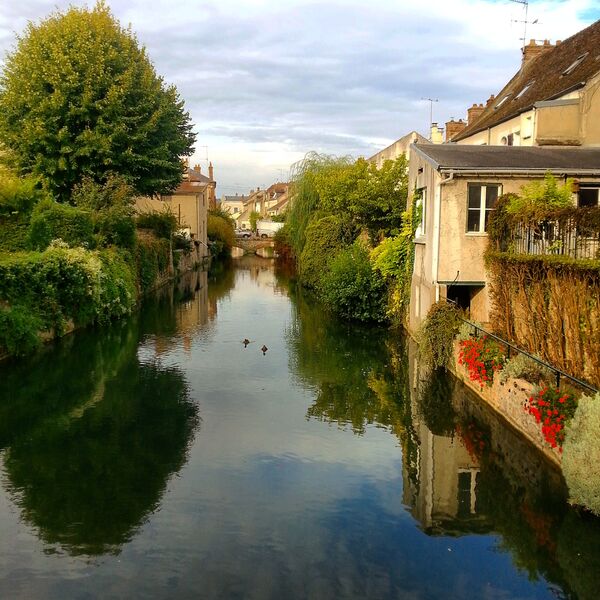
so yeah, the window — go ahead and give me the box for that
[578,185,600,207]
[514,81,534,100]
[467,184,500,233]
[563,53,588,76]
[416,187,427,236]
[494,95,511,109]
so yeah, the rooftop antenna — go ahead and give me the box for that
[421,97,438,139]
[197,145,209,162]
[510,0,540,50]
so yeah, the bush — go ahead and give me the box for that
[563,393,600,515]
[136,236,171,293]
[0,172,48,216]
[136,209,178,240]
[71,175,134,212]
[418,302,462,369]
[28,198,94,250]
[0,215,30,251]
[95,205,136,249]
[299,214,356,289]
[499,352,553,385]
[506,172,573,219]
[207,213,234,256]
[320,242,387,322]
[458,335,505,386]
[0,304,42,356]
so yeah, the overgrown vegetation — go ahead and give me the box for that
[279,151,412,323]
[417,302,462,370]
[563,393,600,516]
[207,209,235,258]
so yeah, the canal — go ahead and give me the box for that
[0,256,598,599]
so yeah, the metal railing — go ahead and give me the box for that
[447,300,598,395]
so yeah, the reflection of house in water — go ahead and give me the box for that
[405,342,492,536]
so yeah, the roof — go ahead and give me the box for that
[368,130,430,161]
[187,167,213,184]
[412,143,600,175]
[223,195,247,202]
[453,19,600,141]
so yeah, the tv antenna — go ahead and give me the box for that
[421,97,438,138]
[197,145,209,162]
[510,0,540,50]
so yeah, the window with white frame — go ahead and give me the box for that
[466,184,501,233]
[416,187,427,236]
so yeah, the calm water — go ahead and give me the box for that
[0,256,599,600]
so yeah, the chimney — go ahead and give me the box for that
[486,94,496,107]
[194,164,201,174]
[430,123,444,144]
[445,118,467,142]
[522,39,554,66]
[208,162,214,180]
[467,103,485,125]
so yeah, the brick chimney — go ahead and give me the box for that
[467,103,485,125]
[445,118,467,142]
[194,164,202,174]
[486,94,496,107]
[522,39,554,66]
[208,162,214,180]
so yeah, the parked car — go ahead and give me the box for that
[256,221,284,238]
[235,229,252,239]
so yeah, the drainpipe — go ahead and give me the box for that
[434,173,455,303]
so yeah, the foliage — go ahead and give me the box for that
[71,174,134,212]
[458,335,505,387]
[563,393,600,515]
[0,172,48,216]
[136,236,171,293]
[456,320,483,343]
[298,214,355,289]
[526,387,577,451]
[271,213,286,223]
[506,173,573,220]
[273,225,294,262]
[28,198,95,250]
[207,213,234,257]
[136,209,178,239]
[320,242,387,322]
[94,205,136,249]
[417,302,462,369]
[499,352,553,385]
[0,215,30,252]
[249,210,260,232]
[0,246,137,355]
[0,2,195,200]
[486,252,600,386]
[208,207,235,227]
[0,304,42,356]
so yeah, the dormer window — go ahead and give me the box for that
[494,95,511,110]
[563,53,588,76]
[514,81,534,100]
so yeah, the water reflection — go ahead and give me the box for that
[0,274,202,556]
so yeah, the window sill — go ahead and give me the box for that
[414,237,427,245]
[465,232,489,237]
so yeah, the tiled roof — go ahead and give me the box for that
[187,168,213,184]
[453,19,600,141]
[412,143,600,174]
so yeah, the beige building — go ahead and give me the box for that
[135,165,211,258]
[368,130,429,168]
[448,20,600,147]
[220,194,248,223]
[407,144,600,333]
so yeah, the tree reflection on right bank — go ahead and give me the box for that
[285,280,600,600]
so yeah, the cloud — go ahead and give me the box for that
[0,0,598,194]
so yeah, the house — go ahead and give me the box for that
[220,193,248,221]
[187,163,217,209]
[368,131,430,168]
[135,164,212,258]
[407,143,600,333]
[447,19,600,146]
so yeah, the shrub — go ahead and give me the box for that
[499,352,553,385]
[320,242,387,322]
[0,215,30,251]
[71,175,134,212]
[418,302,462,369]
[299,214,355,289]
[28,198,94,250]
[136,236,171,293]
[563,393,600,515]
[136,209,178,239]
[207,213,234,256]
[0,172,48,216]
[0,304,42,356]
[506,172,573,219]
[95,205,136,249]
[525,386,577,451]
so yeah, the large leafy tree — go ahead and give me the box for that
[0,1,195,200]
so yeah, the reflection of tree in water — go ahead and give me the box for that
[0,289,199,557]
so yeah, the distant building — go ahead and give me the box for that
[220,193,248,219]
[368,130,429,168]
[449,20,600,146]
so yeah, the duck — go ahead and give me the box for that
[242,338,251,347]
[261,345,268,354]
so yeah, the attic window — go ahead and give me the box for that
[495,95,511,109]
[514,81,534,100]
[563,53,588,76]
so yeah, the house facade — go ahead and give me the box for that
[368,130,429,168]
[449,20,600,147]
[407,144,600,333]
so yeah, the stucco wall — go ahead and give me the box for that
[535,101,581,145]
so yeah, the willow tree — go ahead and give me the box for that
[0,1,195,201]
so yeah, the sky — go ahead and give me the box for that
[1,0,599,196]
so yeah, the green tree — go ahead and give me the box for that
[249,210,260,232]
[0,2,195,201]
